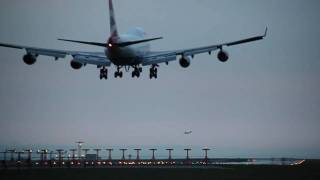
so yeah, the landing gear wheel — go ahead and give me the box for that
[114,70,123,79]
[149,67,158,79]
[104,69,108,79]
[100,68,108,80]
[114,66,123,79]
[132,68,140,78]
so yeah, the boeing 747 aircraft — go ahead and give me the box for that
[0,0,267,80]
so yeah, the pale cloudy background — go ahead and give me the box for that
[0,0,319,158]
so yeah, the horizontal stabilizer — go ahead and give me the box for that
[58,37,163,48]
[58,39,107,47]
[115,37,163,47]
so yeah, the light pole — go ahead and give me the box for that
[1,150,8,161]
[49,151,55,160]
[76,141,84,160]
[8,149,16,161]
[134,149,141,161]
[150,149,157,160]
[120,149,127,160]
[166,148,174,160]
[42,149,48,161]
[15,151,24,168]
[94,149,101,160]
[1,150,8,168]
[24,149,33,162]
[70,149,77,161]
[56,149,64,166]
[37,150,43,164]
[184,148,191,163]
[202,148,210,164]
[82,149,90,160]
[106,149,113,160]
[16,151,24,162]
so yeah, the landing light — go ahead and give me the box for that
[108,43,113,47]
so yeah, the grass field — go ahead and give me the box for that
[1,160,319,180]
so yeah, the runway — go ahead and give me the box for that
[0,158,305,170]
[0,160,319,180]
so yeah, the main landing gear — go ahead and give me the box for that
[132,66,142,78]
[99,67,108,80]
[149,65,158,79]
[98,65,158,80]
[114,66,123,78]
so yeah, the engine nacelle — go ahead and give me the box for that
[179,56,191,68]
[70,60,83,70]
[23,54,37,65]
[217,50,229,62]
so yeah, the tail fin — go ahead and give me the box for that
[109,0,118,38]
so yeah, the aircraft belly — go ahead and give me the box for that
[108,46,147,65]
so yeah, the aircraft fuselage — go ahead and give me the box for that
[106,32,150,66]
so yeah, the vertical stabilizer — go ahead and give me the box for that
[109,0,118,37]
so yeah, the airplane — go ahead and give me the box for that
[0,0,267,80]
[184,131,192,135]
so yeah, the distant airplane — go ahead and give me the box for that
[184,131,192,135]
[0,0,267,80]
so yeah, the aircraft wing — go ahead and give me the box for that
[142,28,267,66]
[0,42,111,66]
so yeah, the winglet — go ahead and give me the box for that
[263,27,268,38]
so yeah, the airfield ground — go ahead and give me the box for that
[0,160,319,180]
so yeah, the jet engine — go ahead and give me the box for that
[23,54,37,65]
[70,60,83,70]
[179,56,191,68]
[217,50,229,62]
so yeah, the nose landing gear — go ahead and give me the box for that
[99,67,108,80]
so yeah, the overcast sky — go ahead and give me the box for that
[0,0,319,159]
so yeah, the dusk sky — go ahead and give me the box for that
[0,0,319,159]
